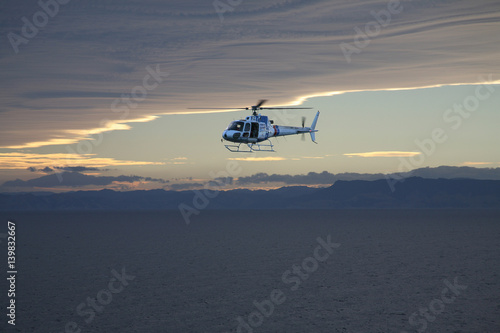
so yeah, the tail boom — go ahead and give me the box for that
[272,111,320,143]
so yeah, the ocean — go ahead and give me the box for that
[0,209,499,332]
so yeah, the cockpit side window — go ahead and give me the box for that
[228,121,244,131]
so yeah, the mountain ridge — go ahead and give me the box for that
[1,177,500,211]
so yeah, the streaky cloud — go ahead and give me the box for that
[2,172,168,188]
[1,0,499,148]
[228,157,287,162]
[0,152,163,170]
[236,166,500,186]
[344,151,422,158]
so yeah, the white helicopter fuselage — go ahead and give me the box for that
[222,111,320,145]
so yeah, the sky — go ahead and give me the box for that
[0,0,499,192]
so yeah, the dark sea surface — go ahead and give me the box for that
[0,210,499,333]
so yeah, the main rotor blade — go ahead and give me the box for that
[255,99,267,108]
[188,108,248,110]
[259,107,313,110]
[188,107,312,110]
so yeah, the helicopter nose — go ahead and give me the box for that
[222,130,241,141]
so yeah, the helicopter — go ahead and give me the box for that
[191,100,320,152]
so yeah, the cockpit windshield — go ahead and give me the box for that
[227,121,244,132]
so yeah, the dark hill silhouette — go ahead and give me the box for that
[306,177,500,208]
[1,177,500,210]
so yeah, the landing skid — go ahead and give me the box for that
[224,139,275,153]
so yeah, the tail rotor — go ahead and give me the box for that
[301,116,306,141]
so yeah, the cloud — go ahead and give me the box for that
[28,166,55,173]
[1,0,499,149]
[6,166,500,190]
[1,115,158,149]
[344,151,422,158]
[409,166,500,180]
[0,153,163,170]
[461,162,496,166]
[164,157,189,165]
[167,176,233,191]
[168,183,205,191]
[207,177,233,187]
[27,166,107,173]
[237,171,337,185]
[2,172,168,188]
[228,157,287,162]
[55,166,108,172]
[235,166,500,187]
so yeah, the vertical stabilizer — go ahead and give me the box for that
[310,111,320,143]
